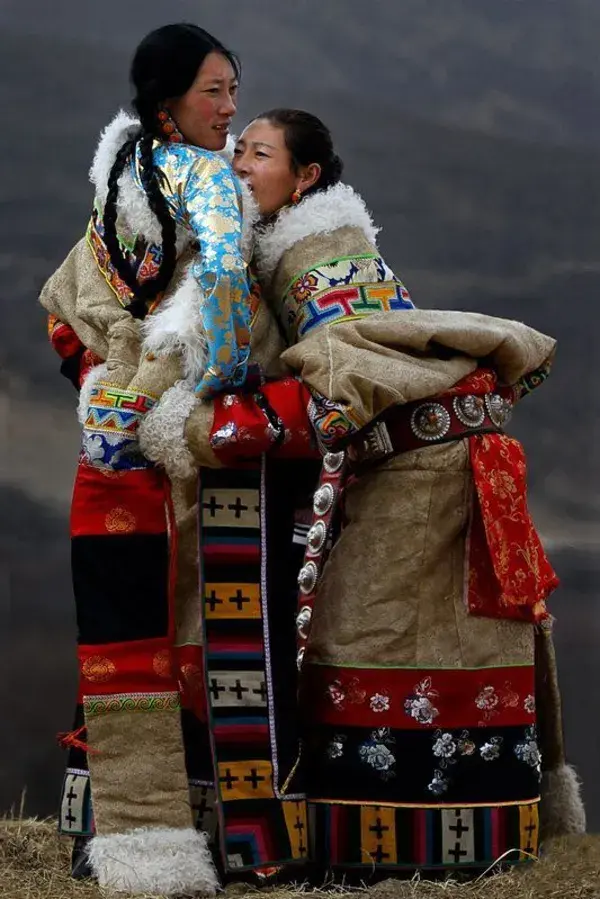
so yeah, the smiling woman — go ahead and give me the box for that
[38,22,262,898]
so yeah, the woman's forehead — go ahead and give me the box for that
[240,119,285,148]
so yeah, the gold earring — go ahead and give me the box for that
[291,188,302,205]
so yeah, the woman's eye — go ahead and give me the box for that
[233,147,242,156]
[256,151,268,158]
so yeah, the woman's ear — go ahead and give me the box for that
[298,162,322,194]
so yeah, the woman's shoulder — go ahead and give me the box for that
[154,139,236,182]
[256,182,381,281]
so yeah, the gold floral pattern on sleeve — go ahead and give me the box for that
[154,145,252,397]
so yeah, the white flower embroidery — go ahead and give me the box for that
[327,735,346,760]
[433,733,457,759]
[83,433,106,463]
[514,727,541,776]
[480,737,503,761]
[210,422,238,447]
[475,686,499,711]
[428,769,449,796]
[359,729,396,780]
[404,678,440,725]
[359,743,396,778]
[524,694,536,714]
[370,693,390,713]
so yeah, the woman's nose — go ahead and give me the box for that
[233,154,249,175]
[221,94,237,116]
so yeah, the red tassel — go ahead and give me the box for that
[56,724,99,755]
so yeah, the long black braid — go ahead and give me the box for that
[100,23,241,320]
[102,128,178,320]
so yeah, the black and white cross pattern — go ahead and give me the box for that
[441,808,475,864]
[190,782,217,839]
[59,769,90,835]
[207,670,267,708]
[201,489,260,529]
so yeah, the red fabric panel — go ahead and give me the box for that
[302,664,536,730]
[77,636,178,698]
[468,434,559,623]
[70,462,167,537]
[210,377,318,465]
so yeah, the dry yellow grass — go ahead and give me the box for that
[1,818,599,899]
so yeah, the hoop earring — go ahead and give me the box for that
[291,188,302,205]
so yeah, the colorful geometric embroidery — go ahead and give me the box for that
[200,488,260,529]
[190,782,218,837]
[200,464,314,871]
[283,800,310,860]
[59,769,94,836]
[307,392,363,451]
[281,255,413,341]
[518,803,539,858]
[87,208,162,310]
[218,760,275,801]
[83,691,180,716]
[204,582,262,619]
[311,800,539,869]
[81,383,157,471]
[360,805,397,865]
[295,282,414,339]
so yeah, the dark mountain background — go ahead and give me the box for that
[2,0,599,828]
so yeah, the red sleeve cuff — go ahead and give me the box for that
[210,377,319,465]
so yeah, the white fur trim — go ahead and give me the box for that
[254,182,380,281]
[239,179,260,262]
[220,133,237,162]
[87,826,218,895]
[89,109,139,200]
[90,111,189,250]
[141,267,208,383]
[540,764,587,838]
[90,112,238,253]
[138,381,198,479]
[77,363,108,426]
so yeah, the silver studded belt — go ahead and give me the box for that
[345,390,513,475]
[294,390,514,667]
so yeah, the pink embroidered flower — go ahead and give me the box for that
[524,694,536,714]
[327,680,346,708]
[370,693,390,713]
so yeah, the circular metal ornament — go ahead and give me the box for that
[323,451,345,474]
[297,561,318,595]
[296,647,305,671]
[313,483,334,516]
[307,520,327,555]
[485,393,513,428]
[410,403,451,441]
[296,605,312,639]
[453,394,486,428]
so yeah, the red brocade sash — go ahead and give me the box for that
[448,371,558,624]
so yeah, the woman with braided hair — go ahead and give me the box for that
[40,25,325,896]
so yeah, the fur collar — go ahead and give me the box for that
[254,182,380,282]
[88,110,242,251]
